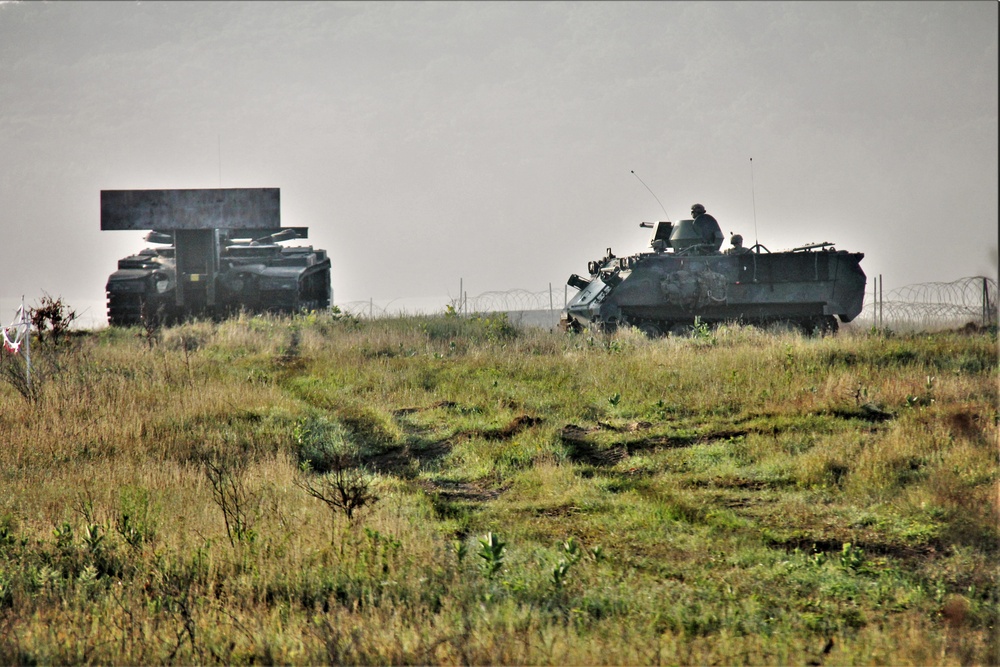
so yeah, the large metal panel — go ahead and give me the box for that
[101,188,280,230]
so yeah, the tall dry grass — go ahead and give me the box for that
[0,312,996,664]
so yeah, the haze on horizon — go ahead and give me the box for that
[1,1,996,328]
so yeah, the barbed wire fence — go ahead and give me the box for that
[338,284,568,322]
[459,288,558,314]
[859,276,997,331]
[338,299,399,320]
[337,276,998,332]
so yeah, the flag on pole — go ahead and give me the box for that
[2,301,29,355]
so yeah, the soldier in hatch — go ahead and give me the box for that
[726,233,753,255]
[691,203,724,252]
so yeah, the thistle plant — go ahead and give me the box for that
[839,542,865,571]
[551,537,583,590]
[477,532,506,579]
[453,539,468,564]
[82,524,105,554]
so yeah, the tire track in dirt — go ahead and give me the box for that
[363,401,541,503]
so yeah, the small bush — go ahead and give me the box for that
[29,293,78,348]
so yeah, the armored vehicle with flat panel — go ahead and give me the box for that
[102,188,331,326]
[561,218,866,336]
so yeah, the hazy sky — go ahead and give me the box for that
[1,1,997,327]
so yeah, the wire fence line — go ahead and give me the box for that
[858,276,997,331]
[337,276,998,332]
[457,288,562,314]
[337,300,412,320]
[338,285,567,320]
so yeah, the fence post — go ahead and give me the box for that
[984,277,989,327]
[23,297,31,392]
[879,274,883,330]
[872,277,876,329]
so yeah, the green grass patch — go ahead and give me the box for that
[0,316,995,664]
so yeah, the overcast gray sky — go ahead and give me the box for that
[1,1,996,327]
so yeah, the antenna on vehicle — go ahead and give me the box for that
[631,170,670,221]
[749,157,759,246]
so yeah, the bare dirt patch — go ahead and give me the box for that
[482,415,543,440]
[423,478,506,503]
[560,423,750,466]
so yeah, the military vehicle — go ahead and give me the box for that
[561,218,866,336]
[101,188,331,326]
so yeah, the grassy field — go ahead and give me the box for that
[0,311,997,665]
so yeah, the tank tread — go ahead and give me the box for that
[107,294,144,327]
[616,315,841,338]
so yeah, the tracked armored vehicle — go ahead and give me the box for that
[561,218,866,336]
[102,188,331,326]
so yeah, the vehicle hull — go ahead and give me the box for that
[106,245,331,326]
[564,248,866,335]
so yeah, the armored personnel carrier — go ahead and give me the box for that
[561,217,866,336]
[102,188,331,326]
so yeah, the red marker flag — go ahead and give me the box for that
[2,302,28,355]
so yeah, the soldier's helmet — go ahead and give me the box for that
[691,203,706,215]
[731,234,744,245]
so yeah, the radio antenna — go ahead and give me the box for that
[749,157,759,245]
[631,170,670,221]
